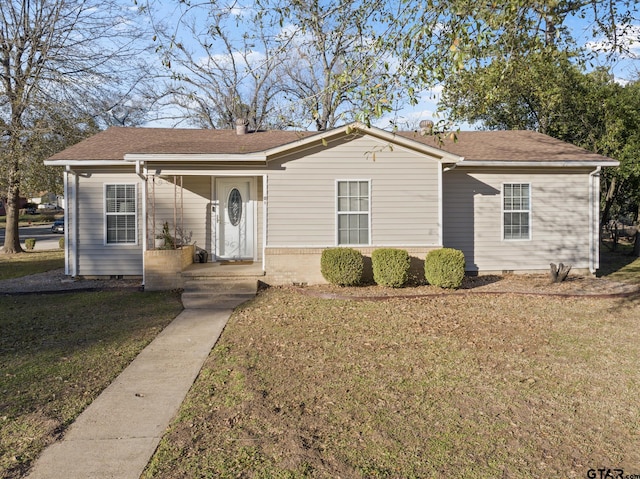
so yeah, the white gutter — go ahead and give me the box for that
[589,166,602,274]
[136,161,147,287]
[124,153,267,163]
[44,160,129,166]
[458,160,619,168]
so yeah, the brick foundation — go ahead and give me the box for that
[263,246,438,285]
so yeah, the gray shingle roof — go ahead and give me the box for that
[397,129,614,163]
[47,125,616,165]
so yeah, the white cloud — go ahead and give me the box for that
[585,23,640,59]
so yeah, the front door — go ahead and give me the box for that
[215,178,254,260]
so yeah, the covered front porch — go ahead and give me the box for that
[143,173,265,260]
[141,173,266,290]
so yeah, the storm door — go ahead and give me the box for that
[215,178,254,260]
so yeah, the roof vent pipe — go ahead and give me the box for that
[235,118,248,135]
[419,119,434,134]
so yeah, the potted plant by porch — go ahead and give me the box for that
[155,221,175,249]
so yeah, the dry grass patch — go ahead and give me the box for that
[145,288,640,478]
[0,290,183,479]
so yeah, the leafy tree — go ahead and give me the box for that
[394,0,638,80]
[1,0,156,254]
[441,51,584,134]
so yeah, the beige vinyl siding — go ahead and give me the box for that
[76,172,143,276]
[443,168,592,272]
[150,176,211,253]
[266,135,441,247]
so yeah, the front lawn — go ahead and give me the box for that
[0,250,64,280]
[0,290,183,479]
[144,288,640,478]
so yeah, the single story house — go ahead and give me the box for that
[45,122,618,287]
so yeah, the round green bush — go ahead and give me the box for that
[24,238,36,250]
[372,248,410,287]
[59,237,65,249]
[424,248,465,289]
[320,248,364,286]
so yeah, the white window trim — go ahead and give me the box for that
[335,179,371,246]
[502,182,532,241]
[104,183,138,246]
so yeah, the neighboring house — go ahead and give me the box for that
[30,192,64,209]
[45,122,618,286]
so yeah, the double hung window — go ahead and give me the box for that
[105,184,137,244]
[337,180,370,245]
[503,183,530,240]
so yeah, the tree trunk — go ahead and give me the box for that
[633,230,640,257]
[2,149,23,254]
[550,262,572,283]
[2,184,23,254]
[600,176,621,229]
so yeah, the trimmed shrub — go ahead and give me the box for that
[25,238,36,250]
[424,248,465,289]
[321,248,364,286]
[372,248,410,287]
[59,237,65,249]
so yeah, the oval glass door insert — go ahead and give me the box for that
[228,188,243,226]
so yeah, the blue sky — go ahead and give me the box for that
[143,0,639,131]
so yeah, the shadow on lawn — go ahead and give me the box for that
[598,240,640,280]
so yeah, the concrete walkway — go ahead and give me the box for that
[26,290,254,479]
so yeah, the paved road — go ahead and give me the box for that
[0,224,63,251]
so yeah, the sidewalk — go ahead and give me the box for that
[25,301,244,479]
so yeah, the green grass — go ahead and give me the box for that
[0,291,184,479]
[144,288,640,478]
[0,250,65,280]
[2,243,639,478]
[144,290,640,478]
[603,255,640,284]
[597,239,640,280]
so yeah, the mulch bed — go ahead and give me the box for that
[293,274,640,300]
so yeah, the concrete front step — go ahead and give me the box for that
[183,279,258,293]
[181,263,265,281]
[181,293,255,310]
[181,279,258,310]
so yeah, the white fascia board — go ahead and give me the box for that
[44,159,129,166]
[124,153,267,163]
[458,160,620,168]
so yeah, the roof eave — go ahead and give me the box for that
[124,153,267,163]
[43,159,130,167]
[457,160,620,168]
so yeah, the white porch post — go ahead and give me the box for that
[262,174,268,272]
